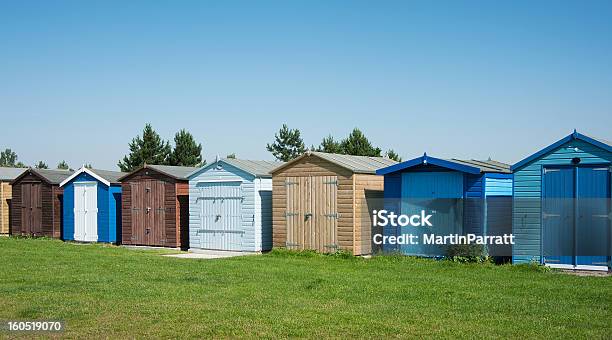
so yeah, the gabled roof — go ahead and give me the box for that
[60,167,126,187]
[511,130,612,171]
[189,158,283,179]
[11,168,74,185]
[271,151,397,175]
[118,164,200,181]
[376,153,511,175]
[0,167,27,181]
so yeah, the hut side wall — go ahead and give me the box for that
[353,174,384,255]
[1,182,11,234]
[272,156,354,252]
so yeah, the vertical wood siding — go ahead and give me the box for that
[513,139,612,264]
[11,172,60,238]
[120,169,183,248]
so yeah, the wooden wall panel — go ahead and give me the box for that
[0,182,11,234]
[353,174,384,255]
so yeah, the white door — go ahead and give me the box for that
[74,182,98,242]
[197,181,244,250]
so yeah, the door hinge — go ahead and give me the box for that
[323,180,338,185]
[285,212,299,218]
[285,180,299,186]
[286,242,300,247]
[324,243,339,249]
[324,213,340,218]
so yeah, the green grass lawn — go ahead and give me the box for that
[0,238,610,338]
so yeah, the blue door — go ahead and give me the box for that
[401,172,463,256]
[542,167,574,266]
[576,166,611,267]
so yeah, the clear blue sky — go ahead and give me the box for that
[1,0,610,170]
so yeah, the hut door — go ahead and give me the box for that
[74,182,98,242]
[542,167,575,266]
[131,181,166,246]
[197,181,244,250]
[148,181,166,246]
[286,176,338,252]
[21,183,42,235]
[575,166,610,267]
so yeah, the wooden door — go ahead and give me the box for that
[285,176,338,252]
[130,182,146,244]
[21,183,42,235]
[131,180,166,246]
[149,181,166,246]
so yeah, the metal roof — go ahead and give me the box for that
[90,169,128,184]
[146,165,200,180]
[272,151,398,174]
[0,167,27,181]
[30,168,74,184]
[376,154,510,175]
[220,158,283,177]
[448,159,511,173]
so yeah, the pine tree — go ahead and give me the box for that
[385,149,402,162]
[118,124,171,172]
[57,160,69,170]
[35,161,48,169]
[0,148,18,167]
[226,153,236,159]
[339,128,382,156]
[315,135,343,154]
[169,129,204,167]
[266,124,306,162]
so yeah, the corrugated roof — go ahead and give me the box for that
[310,152,398,174]
[146,165,200,180]
[449,159,511,173]
[221,158,283,177]
[90,169,128,184]
[32,168,74,184]
[272,151,398,174]
[0,167,27,181]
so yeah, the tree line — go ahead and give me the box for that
[266,124,402,162]
[1,123,402,172]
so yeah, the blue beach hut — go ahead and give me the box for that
[376,154,513,257]
[60,167,125,243]
[512,131,611,270]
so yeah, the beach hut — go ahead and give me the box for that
[188,158,281,252]
[512,131,611,270]
[376,154,512,257]
[60,167,125,243]
[10,168,73,237]
[271,151,396,255]
[0,167,27,235]
[118,164,197,249]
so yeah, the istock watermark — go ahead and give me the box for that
[371,209,515,252]
[372,209,433,227]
